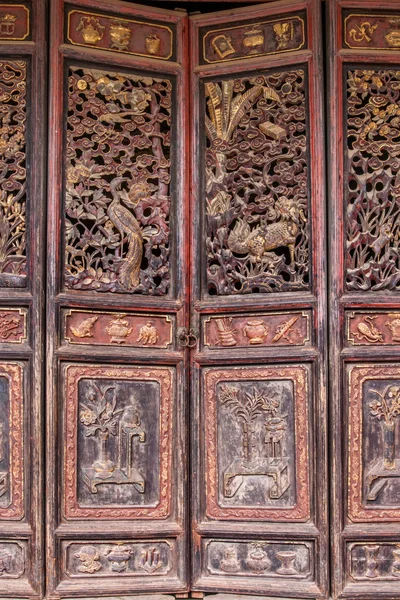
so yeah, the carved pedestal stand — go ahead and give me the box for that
[224,457,290,499]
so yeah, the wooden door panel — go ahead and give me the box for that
[190,1,328,597]
[0,1,47,597]
[47,0,189,597]
[329,1,400,598]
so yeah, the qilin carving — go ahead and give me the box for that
[80,383,146,494]
[219,383,289,500]
[207,540,311,578]
[346,69,400,290]
[0,61,26,283]
[366,384,400,501]
[137,321,158,345]
[205,71,309,295]
[65,66,172,295]
[349,22,378,44]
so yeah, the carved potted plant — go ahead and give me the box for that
[80,385,123,479]
[369,385,400,470]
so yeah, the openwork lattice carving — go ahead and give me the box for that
[0,61,27,283]
[64,66,172,295]
[205,69,309,295]
[346,69,400,291]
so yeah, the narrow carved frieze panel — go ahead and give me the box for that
[201,14,306,64]
[0,60,27,287]
[349,542,400,581]
[0,362,23,520]
[349,364,400,521]
[205,539,313,579]
[0,5,29,41]
[67,10,174,61]
[0,540,25,578]
[0,308,26,344]
[64,66,173,295]
[64,364,173,519]
[203,311,310,350]
[346,311,400,346]
[204,69,310,295]
[344,13,400,50]
[64,540,173,578]
[204,366,310,520]
[64,309,173,348]
[345,68,400,291]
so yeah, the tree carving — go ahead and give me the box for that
[64,67,172,295]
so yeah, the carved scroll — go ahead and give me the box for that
[64,66,172,295]
[204,70,309,295]
[0,60,27,286]
[346,69,400,291]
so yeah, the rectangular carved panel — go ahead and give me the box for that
[0,5,29,41]
[345,67,400,291]
[344,12,400,50]
[66,9,175,60]
[0,60,27,287]
[64,65,173,296]
[204,365,310,521]
[346,310,400,346]
[349,364,400,522]
[64,309,173,348]
[204,67,310,296]
[200,13,306,64]
[0,540,26,579]
[203,311,310,349]
[63,539,174,578]
[0,362,23,520]
[63,364,173,520]
[348,542,400,582]
[0,308,26,344]
[204,539,313,580]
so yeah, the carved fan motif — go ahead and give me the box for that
[64,66,172,295]
[204,70,309,295]
[346,69,400,291]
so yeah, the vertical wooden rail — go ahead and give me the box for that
[329,1,400,598]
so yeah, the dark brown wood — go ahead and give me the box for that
[0,0,47,597]
[46,0,189,597]
[329,1,400,598]
[189,0,328,597]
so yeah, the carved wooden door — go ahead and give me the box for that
[329,1,400,598]
[189,0,328,597]
[46,0,190,597]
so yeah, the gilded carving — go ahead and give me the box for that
[353,316,383,344]
[0,12,15,36]
[0,309,25,343]
[66,540,172,577]
[64,365,173,519]
[242,28,265,55]
[205,71,309,295]
[65,66,172,295]
[386,313,400,342]
[206,539,312,579]
[273,21,294,50]
[75,546,102,574]
[211,34,235,59]
[347,311,400,346]
[70,315,98,339]
[204,311,310,349]
[137,321,158,345]
[145,34,161,56]
[349,365,400,521]
[346,69,400,290]
[0,61,27,285]
[204,366,310,520]
[386,18,400,47]
[0,6,29,40]
[77,16,104,44]
[110,20,131,51]
[349,21,378,43]
[106,314,133,344]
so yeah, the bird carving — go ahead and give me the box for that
[107,177,158,290]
